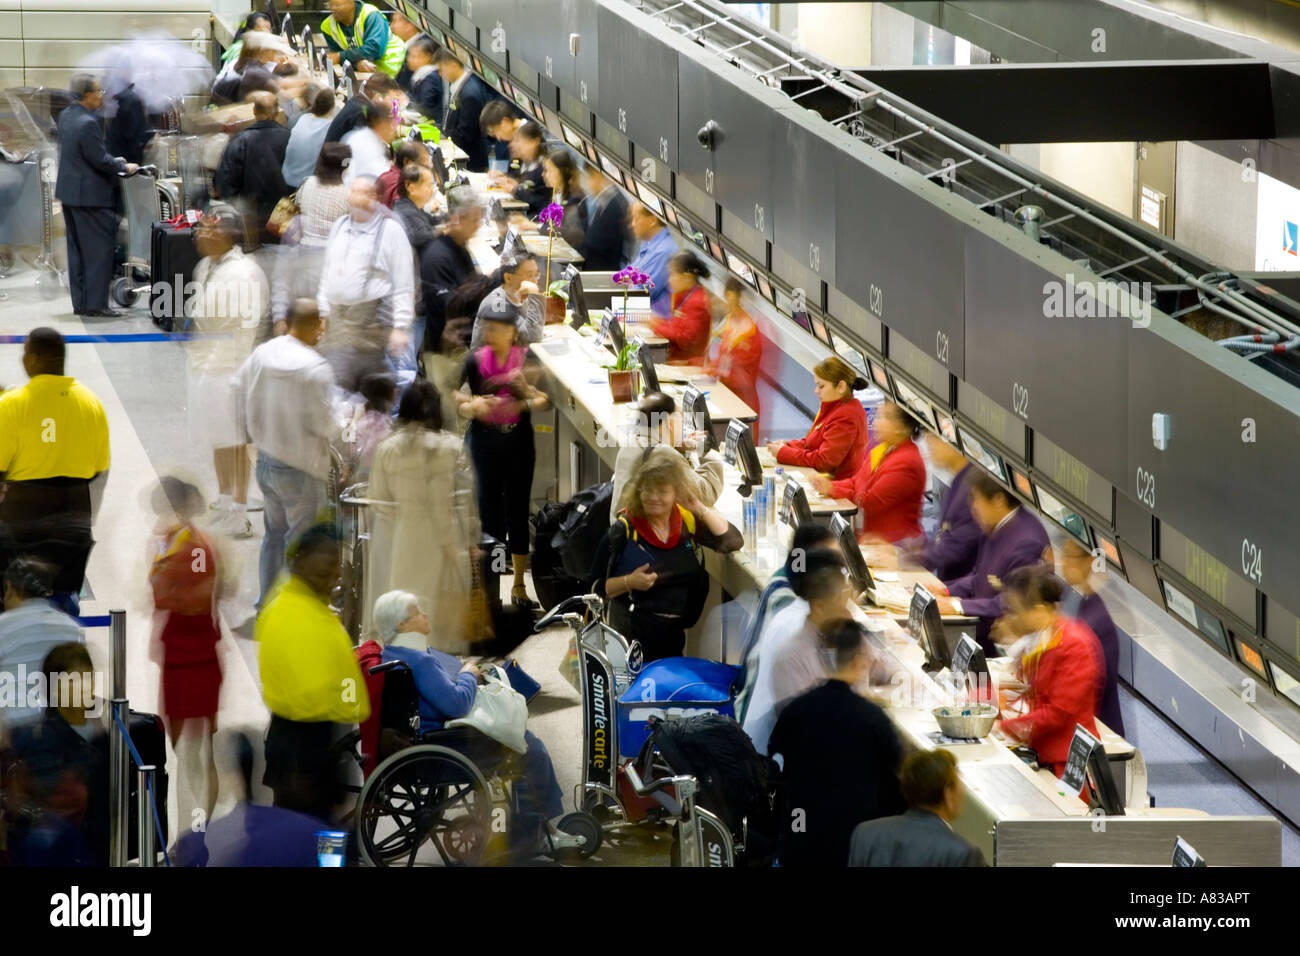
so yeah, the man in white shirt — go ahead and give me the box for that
[468,254,541,350]
[341,105,396,184]
[233,299,337,607]
[0,556,85,728]
[317,175,414,395]
[742,548,851,757]
[188,213,269,539]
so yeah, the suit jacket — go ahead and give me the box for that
[650,284,711,364]
[409,69,444,121]
[419,234,479,351]
[580,187,631,272]
[913,463,981,581]
[775,397,869,481]
[1074,590,1125,736]
[849,809,987,867]
[443,74,498,173]
[769,679,905,867]
[55,102,127,208]
[829,438,926,544]
[214,120,292,224]
[946,507,1050,654]
[105,85,152,166]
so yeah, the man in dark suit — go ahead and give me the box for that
[403,35,444,120]
[433,47,499,173]
[580,163,630,271]
[849,749,987,867]
[213,91,291,246]
[936,470,1050,656]
[768,620,905,867]
[55,74,137,317]
[324,73,400,145]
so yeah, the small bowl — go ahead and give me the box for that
[932,703,998,740]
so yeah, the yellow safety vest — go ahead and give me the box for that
[321,1,405,77]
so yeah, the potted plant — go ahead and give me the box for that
[605,341,641,403]
[544,278,569,324]
[612,266,654,340]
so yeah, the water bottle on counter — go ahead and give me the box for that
[764,474,776,526]
[743,497,757,558]
[756,484,768,539]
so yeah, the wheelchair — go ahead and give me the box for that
[354,658,601,866]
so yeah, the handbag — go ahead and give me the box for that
[446,665,528,753]
[266,191,300,237]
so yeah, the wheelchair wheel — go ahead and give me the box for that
[555,811,602,860]
[356,745,493,867]
[110,275,138,308]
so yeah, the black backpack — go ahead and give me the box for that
[554,479,613,582]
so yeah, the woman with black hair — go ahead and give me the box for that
[649,249,713,365]
[366,379,480,652]
[492,120,550,217]
[811,401,927,543]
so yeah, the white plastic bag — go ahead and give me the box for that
[446,665,529,753]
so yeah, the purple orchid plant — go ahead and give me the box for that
[538,202,565,289]
[612,266,655,337]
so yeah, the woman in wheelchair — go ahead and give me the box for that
[371,590,586,855]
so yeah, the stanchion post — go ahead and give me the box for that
[109,608,130,867]
[136,765,157,867]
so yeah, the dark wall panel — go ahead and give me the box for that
[835,146,966,378]
[1128,321,1300,597]
[963,229,1129,485]
[772,109,839,289]
[597,5,677,170]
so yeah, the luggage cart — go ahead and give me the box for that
[109,164,165,309]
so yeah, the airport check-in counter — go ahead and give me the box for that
[522,307,1280,866]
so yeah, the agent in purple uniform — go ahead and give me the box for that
[906,434,981,580]
[935,471,1050,656]
[1059,538,1125,736]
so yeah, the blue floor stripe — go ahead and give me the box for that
[0,333,193,344]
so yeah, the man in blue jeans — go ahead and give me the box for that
[233,299,337,606]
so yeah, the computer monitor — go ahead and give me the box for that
[829,513,870,596]
[564,264,589,329]
[1172,837,1206,867]
[600,307,625,357]
[487,196,505,223]
[949,633,989,700]
[780,478,813,527]
[430,146,451,191]
[681,385,714,457]
[280,12,294,40]
[908,583,950,672]
[724,419,763,497]
[316,830,348,867]
[1060,725,1125,816]
[634,338,659,393]
[500,225,527,261]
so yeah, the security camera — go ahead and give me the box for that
[697,120,722,150]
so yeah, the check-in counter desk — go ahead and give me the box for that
[525,314,1281,866]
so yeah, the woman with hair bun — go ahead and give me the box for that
[649,249,713,365]
[768,355,869,481]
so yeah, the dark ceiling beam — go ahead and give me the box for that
[846,59,1276,143]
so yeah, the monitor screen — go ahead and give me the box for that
[633,181,663,215]
[1090,527,1123,573]
[584,141,599,165]
[949,633,989,700]
[1035,484,1092,549]
[908,583,949,670]
[1235,637,1268,679]
[598,152,624,185]
[1061,725,1125,816]
[780,478,813,527]
[707,238,725,262]
[561,124,585,150]
[830,334,867,376]
[470,54,483,74]
[600,307,625,357]
[791,310,813,334]
[869,359,892,392]
[956,427,1007,483]
[830,513,869,596]
[810,315,830,344]
[316,830,348,867]
[500,225,527,261]
[501,78,514,98]
[1172,837,1207,868]
[1009,467,1035,503]
[1161,579,1230,656]
[564,264,588,329]
[725,252,757,287]
[681,385,714,456]
[724,419,763,493]
[756,274,774,302]
[482,63,501,89]
[892,377,938,431]
[663,204,679,228]
[634,338,659,394]
[430,148,451,190]
[936,413,959,445]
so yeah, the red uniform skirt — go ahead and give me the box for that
[160,613,222,722]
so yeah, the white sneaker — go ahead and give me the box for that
[211,510,254,539]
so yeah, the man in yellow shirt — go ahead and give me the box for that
[0,328,110,615]
[258,523,369,820]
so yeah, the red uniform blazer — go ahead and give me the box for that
[830,438,926,544]
[775,397,868,480]
[650,284,711,364]
[1002,617,1104,772]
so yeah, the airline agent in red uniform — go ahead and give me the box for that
[812,401,926,543]
[996,565,1105,777]
[649,250,713,365]
[767,356,868,481]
